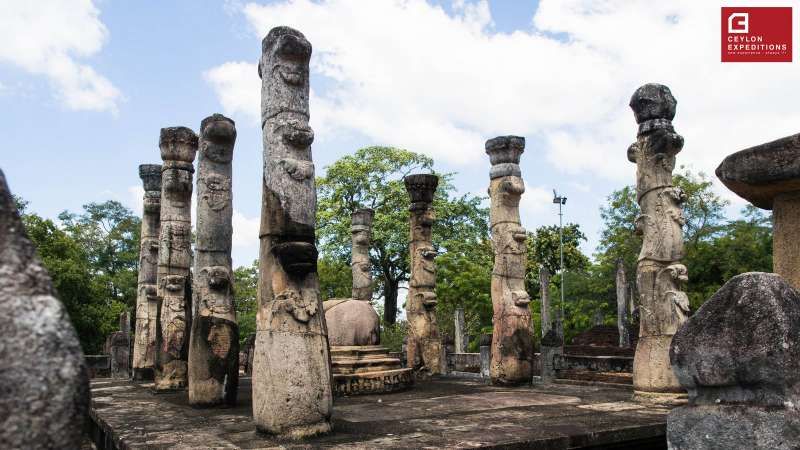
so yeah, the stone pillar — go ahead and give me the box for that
[188,113,239,407]
[324,209,380,347]
[252,26,332,438]
[539,266,551,338]
[0,169,90,449]
[616,260,630,348]
[154,126,198,392]
[667,273,800,450]
[716,132,800,290]
[486,136,533,385]
[132,164,161,381]
[107,312,131,379]
[404,173,443,375]
[351,208,373,301]
[539,327,563,383]
[479,334,491,379]
[627,84,689,402]
[454,308,466,353]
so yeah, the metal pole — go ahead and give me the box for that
[559,200,565,319]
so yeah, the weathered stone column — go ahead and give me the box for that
[404,173,443,375]
[0,169,89,449]
[539,266,551,338]
[454,307,466,353]
[667,273,800,450]
[616,259,629,348]
[253,26,332,438]
[188,113,238,407]
[324,209,380,346]
[716,133,800,289]
[106,312,131,379]
[154,126,198,392]
[132,164,161,381]
[627,84,689,402]
[486,136,533,385]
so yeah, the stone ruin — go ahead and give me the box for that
[188,113,239,407]
[486,136,534,385]
[132,163,161,381]
[404,173,444,375]
[155,126,198,392]
[324,208,412,395]
[667,273,800,449]
[717,132,800,290]
[252,26,333,438]
[627,83,690,403]
[105,311,131,379]
[0,169,90,449]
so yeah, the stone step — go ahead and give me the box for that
[330,345,389,358]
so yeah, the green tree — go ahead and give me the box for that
[233,261,258,345]
[317,146,488,324]
[318,256,351,301]
[59,200,141,308]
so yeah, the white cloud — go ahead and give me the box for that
[0,0,122,113]
[206,0,800,197]
[128,185,144,214]
[232,210,260,266]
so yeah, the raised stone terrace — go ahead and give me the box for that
[88,377,670,449]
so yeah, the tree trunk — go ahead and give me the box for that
[383,279,398,325]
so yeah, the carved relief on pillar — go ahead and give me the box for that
[351,208,374,301]
[628,84,688,400]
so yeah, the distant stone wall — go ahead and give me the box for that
[85,355,111,378]
[447,352,481,373]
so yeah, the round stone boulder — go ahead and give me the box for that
[324,299,380,346]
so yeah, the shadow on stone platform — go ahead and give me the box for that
[88,377,669,449]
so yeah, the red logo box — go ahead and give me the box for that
[721,7,792,62]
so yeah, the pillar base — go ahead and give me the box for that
[256,421,332,440]
[632,390,687,406]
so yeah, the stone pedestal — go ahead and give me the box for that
[252,26,332,439]
[132,164,161,381]
[188,113,239,407]
[0,169,89,449]
[627,84,688,402]
[330,346,413,396]
[667,273,800,449]
[154,126,198,392]
[486,136,533,385]
[716,132,800,290]
[404,174,444,375]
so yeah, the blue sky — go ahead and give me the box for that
[2,0,798,269]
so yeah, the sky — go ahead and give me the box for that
[2,0,798,271]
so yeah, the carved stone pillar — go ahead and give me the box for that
[627,84,689,402]
[188,114,238,407]
[454,307,466,353]
[132,164,161,381]
[252,26,332,438]
[351,208,373,301]
[154,126,198,392]
[404,173,443,375]
[486,136,533,385]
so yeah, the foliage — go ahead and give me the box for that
[380,321,407,353]
[318,256,352,301]
[317,146,488,324]
[233,260,258,345]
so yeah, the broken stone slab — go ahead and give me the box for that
[716,133,800,289]
[0,168,90,449]
[667,272,800,449]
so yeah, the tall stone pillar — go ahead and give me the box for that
[539,266,551,338]
[188,114,239,407]
[716,132,800,290]
[404,173,443,375]
[454,307,466,353]
[252,26,332,438]
[132,164,162,381]
[154,126,198,392]
[351,208,373,301]
[486,136,533,385]
[627,84,689,402]
[616,260,630,348]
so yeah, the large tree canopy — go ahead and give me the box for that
[316,146,488,325]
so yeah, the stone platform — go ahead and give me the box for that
[88,377,671,449]
[330,345,412,396]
